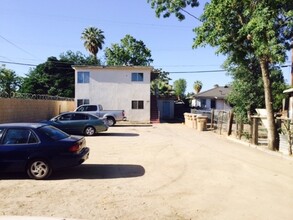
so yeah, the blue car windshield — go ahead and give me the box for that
[39,125,69,141]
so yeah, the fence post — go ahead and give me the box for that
[210,109,214,129]
[251,117,259,145]
[219,111,223,135]
[227,110,234,136]
[238,122,244,139]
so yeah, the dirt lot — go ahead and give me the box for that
[1,123,293,220]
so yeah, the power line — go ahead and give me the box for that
[0,60,227,73]
[0,34,37,58]
[0,60,37,67]
[1,60,291,74]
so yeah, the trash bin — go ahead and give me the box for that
[184,113,189,126]
[191,114,197,129]
[197,116,208,131]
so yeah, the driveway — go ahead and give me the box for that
[1,123,293,220]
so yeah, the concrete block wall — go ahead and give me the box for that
[0,98,75,123]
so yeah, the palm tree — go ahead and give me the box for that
[81,27,105,60]
[193,80,203,94]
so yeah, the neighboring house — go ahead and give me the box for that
[283,88,293,119]
[72,65,154,123]
[192,85,232,111]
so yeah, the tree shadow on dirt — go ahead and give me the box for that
[0,164,145,180]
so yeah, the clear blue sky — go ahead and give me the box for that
[1,0,292,93]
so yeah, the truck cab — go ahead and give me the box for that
[75,104,126,126]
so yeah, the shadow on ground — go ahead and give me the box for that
[114,124,153,127]
[95,132,139,137]
[160,118,184,124]
[0,164,145,180]
[51,164,145,180]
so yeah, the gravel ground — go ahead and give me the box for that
[1,123,293,220]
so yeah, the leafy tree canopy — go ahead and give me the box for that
[227,63,287,122]
[0,65,22,97]
[147,0,199,20]
[59,50,100,65]
[105,34,153,66]
[193,1,293,62]
[151,68,173,97]
[173,78,187,100]
[20,51,99,98]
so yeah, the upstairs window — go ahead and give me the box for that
[131,72,143,82]
[77,71,90,83]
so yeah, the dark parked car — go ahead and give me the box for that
[43,112,108,136]
[0,123,90,180]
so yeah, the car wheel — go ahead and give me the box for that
[107,117,116,126]
[84,126,96,136]
[26,159,52,180]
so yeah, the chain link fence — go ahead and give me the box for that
[0,92,74,101]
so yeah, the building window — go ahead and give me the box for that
[200,99,206,108]
[131,72,143,82]
[211,99,216,109]
[132,100,144,109]
[77,71,90,83]
[77,99,89,107]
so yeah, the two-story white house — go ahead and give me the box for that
[72,65,154,123]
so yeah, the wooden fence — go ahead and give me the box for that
[189,109,293,156]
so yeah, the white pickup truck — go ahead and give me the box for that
[74,104,126,126]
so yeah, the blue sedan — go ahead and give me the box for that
[0,123,90,180]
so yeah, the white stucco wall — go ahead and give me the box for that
[73,66,153,123]
[195,98,231,110]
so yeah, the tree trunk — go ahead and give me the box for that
[259,59,278,150]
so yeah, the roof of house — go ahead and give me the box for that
[195,86,231,99]
[72,65,154,71]
[283,88,293,94]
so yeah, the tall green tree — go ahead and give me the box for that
[151,69,173,97]
[173,78,187,100]
[0,65,22,97]
[81,27,105,60]
[20,57,73,97]
[105,34,153,66]
[20,51,99,97]
[149,0,293,150]
[193,0,293,150]
[227,61,287,122]
[59,50,100,65]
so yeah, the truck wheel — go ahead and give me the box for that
[107,117,116,126]
[84,126,96,136]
